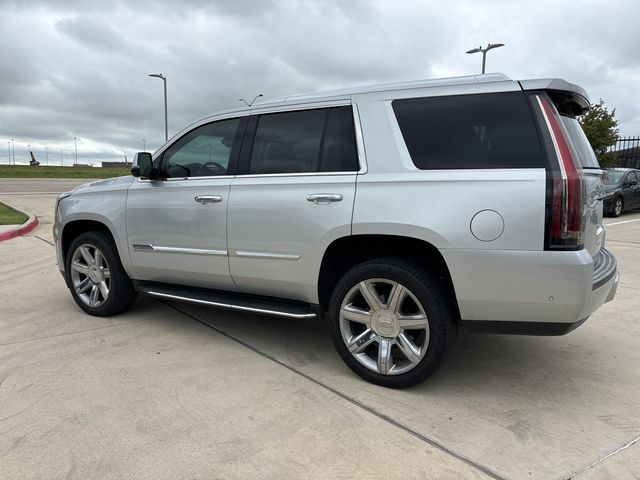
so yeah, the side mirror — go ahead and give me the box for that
[132,152,153,178]
[629,180,638,187]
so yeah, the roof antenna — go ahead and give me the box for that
[239,94,263,107]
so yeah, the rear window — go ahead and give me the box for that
[392,92,544,169]
[559,116,601,168]
[605,170,625,184]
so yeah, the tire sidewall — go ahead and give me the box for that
[65,231,132,316]
[328,259,455,388]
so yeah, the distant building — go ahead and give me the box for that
[101,162,131,168]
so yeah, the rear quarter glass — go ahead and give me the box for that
[559,116,601,168]
[392,91,544,169]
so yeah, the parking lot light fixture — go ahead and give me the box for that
[466,43,505,74]
[149,74,168,141]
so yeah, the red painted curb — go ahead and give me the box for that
[0,215,40,242]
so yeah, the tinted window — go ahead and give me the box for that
[162,118,240,178]
[392,92,543,169]
[249,106,358,174]
[320,107,359,172]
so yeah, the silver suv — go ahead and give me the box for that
[54,74,619,387]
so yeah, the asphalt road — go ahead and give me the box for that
[1,179,639,480]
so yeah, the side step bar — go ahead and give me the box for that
[135,282,318,320]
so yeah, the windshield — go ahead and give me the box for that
[560,116,600,168]
[605,170,626,184]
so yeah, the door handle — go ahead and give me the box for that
[306,194,343,204]
[194,195,223,204]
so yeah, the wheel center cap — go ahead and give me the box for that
[88,266,102,283]
[371,311,399,338]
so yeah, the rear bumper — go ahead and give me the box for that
[442,247,619,335]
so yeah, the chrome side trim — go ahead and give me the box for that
[145,290,317,319]
[136,175,234,183]
[132,243,154,251]
[132,244,227,256]
[229,250,301,261]
[238,171,356,179]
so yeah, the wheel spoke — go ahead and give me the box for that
[94,249,103,267]
[386,283,405,314]
[102,268,110,279]
[396,333,422,366]
[75,277,91,294]
[89,285,100,306]
[377,338,393,374]
[398,314,429,330]
[79,246,94,265]
[99,280,109,300]
[347,329,376,353]
[359,281,383,312]
[71,261,89,275]
[341,304,371,325]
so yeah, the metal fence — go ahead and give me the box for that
[611,136,640,168]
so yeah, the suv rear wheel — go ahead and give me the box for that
[66,231,137,316]
[328,258,457,388]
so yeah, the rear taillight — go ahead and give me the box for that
[536,95,585,250]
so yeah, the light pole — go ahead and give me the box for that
[60,150,63,166]
[27,144,30,163]
[45,147,48,166]
[239,94,263,107]
[73,137,78,165]
[149,73,168,141]
[466,43,505,74]
[142,138,146,152]
[7,141,10,165]
[11,138,15,165]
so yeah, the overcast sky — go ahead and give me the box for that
[1,0,639,166]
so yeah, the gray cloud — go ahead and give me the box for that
[1,0,639,166]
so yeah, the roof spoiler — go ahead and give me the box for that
[518,78,590,116]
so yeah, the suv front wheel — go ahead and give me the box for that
[328,258,457,388]
[66,231,137,316]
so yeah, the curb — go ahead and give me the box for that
[0,203,40,242]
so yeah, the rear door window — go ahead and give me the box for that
[248,106,358,174]
[392,92,543,169]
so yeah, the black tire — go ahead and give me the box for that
[65,231,137,316]
[328,257,457,388]
[611,197,623,217]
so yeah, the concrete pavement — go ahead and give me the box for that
[1,180,639,479]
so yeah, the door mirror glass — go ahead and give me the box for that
[132,152,153,178]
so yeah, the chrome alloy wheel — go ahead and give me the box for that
[339,278,430,375]
[70,243,111,308]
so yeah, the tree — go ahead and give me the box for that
[579,100,619,167]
